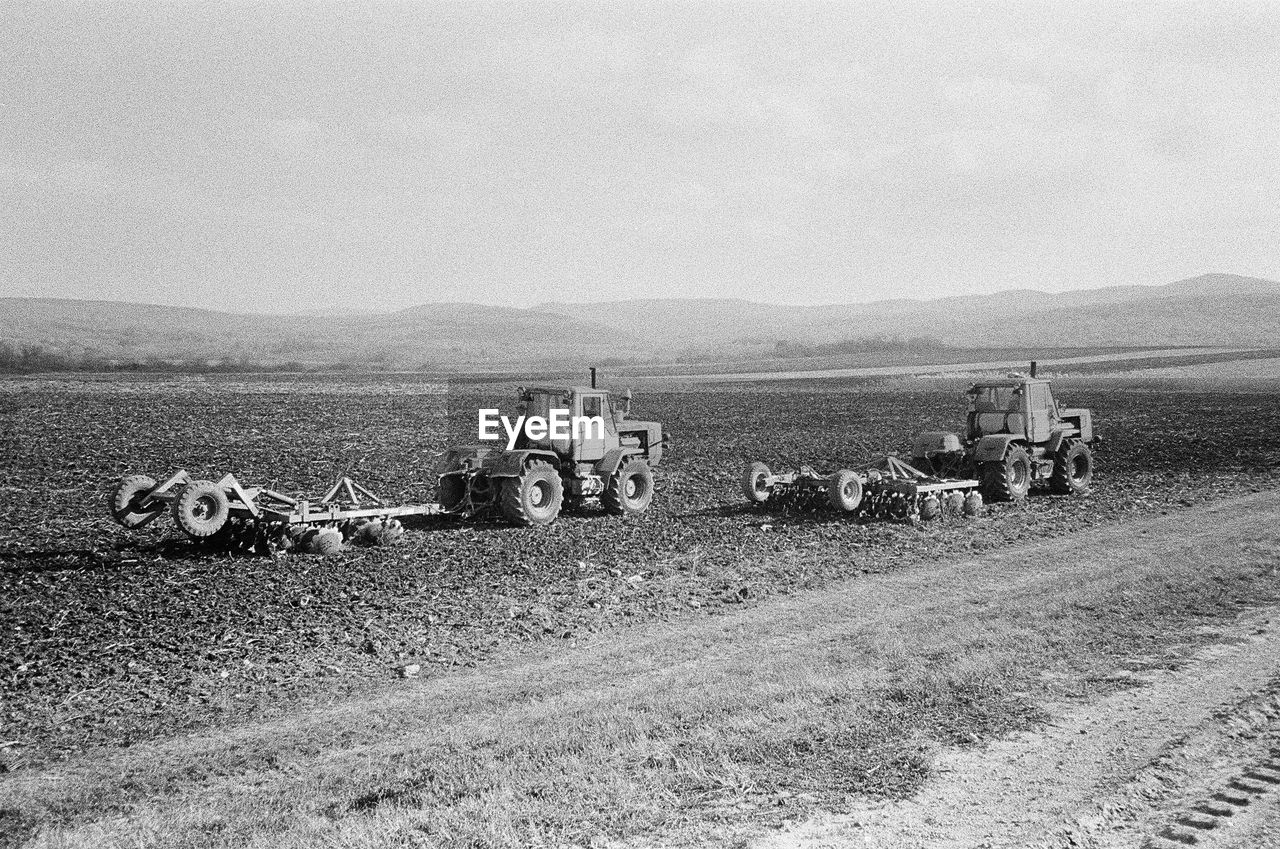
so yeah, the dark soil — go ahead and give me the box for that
[2,378,1278,766]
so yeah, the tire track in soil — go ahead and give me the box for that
[754,610,1280,849]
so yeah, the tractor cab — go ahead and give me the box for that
[515,385,618,462]
[965,375,1059,444]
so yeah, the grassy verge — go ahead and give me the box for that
[5,494,1280,849]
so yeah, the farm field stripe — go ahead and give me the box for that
[639,347,1256,382]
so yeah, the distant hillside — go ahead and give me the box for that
[537,274,1280,351]
[0,299,655,368]
[3,274,1276,369]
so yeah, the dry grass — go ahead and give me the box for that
[5,494,1280,849]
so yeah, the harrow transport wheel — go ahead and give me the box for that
[741,462,772,504]
[1050,440,1093,495]
[980,446,1031,502]
[603,458,654,516]
[109,474,165,528]
[172,480,230,538]
[500,461,563,526]
[438,473,468,511]
[827,470,863,512]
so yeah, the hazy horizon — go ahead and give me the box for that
[1,269,1272,317]
[3,2,1278,312]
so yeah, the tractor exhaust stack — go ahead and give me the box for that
[590,367,597,388]
[1030,360,1038,378]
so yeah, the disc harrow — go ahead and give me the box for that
[108,469,439,554]
[743,455,982,523]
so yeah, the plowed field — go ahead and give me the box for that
[2,376,1278,765]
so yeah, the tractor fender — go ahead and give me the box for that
[487,449,560,478]
[593,447,643,479]
[971,435,1019,463]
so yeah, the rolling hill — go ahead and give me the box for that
[536,274,1280,351]
[2,273,1276,369]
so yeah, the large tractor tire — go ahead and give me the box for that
[172,480,231,538]
[827,469,863,512]
[742,462,772,504]
[980,446,1032,502]
[499,460,563,526]
[1050,440,1093,495]
[109,474,165,528]
[603,458,655,516]
[438,472,468,511]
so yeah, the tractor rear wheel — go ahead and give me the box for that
[980,446,1031,502]
[603,458,654,516]
[1050,440,1093,495]
[110,474,165,528]
[499,461,563,526]
[173,480,231,538]
[741,462,772,503]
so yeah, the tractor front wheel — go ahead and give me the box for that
[500,461,563,526]
[1050,440,1093,495]
[603,458,654,516]
[980,446,1032,502]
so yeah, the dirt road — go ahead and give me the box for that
[758,591,1280,848]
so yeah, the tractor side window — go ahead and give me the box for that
[581,395,603,420]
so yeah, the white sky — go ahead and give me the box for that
[1,1,1278,311]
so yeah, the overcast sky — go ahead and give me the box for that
[1,2,1277,312]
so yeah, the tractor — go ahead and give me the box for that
[911,363,1095,502]
[435,373,666,526]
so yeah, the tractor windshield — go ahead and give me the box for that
[522,391,567,420]
[970,386,1022,412]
